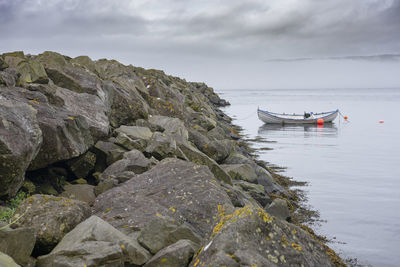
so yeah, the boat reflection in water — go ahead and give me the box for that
[257,123,338,139]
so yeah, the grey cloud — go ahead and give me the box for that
[264,54,400,62]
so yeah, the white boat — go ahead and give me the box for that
[257,108,339,124]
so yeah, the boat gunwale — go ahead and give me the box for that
[257,109,339,122]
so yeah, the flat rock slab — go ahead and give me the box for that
[94,158,234,238]
[12,194,91,255]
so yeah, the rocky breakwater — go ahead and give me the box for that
[0,51,344,267]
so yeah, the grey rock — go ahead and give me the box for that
[61,184,96,205]
[178,142,232,185]
[235,181,272,207]
[67,151,96,179]
[37,241,124,267]
[94,158,234,238]
[114,132,147,151]
[145,132,186,160]
[221,164,258,184]
[137,215,201,254]
[0,251,20,267]
[0,90,42,198]
[115,125,153,141]
[94,140,127,171]
[148,116,189,144]
[37,216,151,266]
[100,149,152,181]
[12,194,91,255]
[192,206,335,267]
[265,198,291,221]
[144,240,198,267]
[0,227,36,266]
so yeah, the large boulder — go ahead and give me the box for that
[0,90,42,198]
[191,206,335,267]
[94,158,234,238]
[0,226,36,266]
[37,216,151,266]
[54,85,110,139]
[12,194,91,255]
[0,86,95,171]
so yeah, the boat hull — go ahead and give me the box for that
[257,109,339,124]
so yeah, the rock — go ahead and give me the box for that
[137,215,201,254]
[100,149,152,180]
[54,85,110,139]
[0,69,16,87]
[12,194,91,255]
[2,87,95,171]
[17,60,49,84]
[189,130,234,163]
[61,184,96,205]
[93,141,127,171]
[0,90,42,198]
[145,132,186,160]
[94,158,234,238]
[0,226,36,266]
[223,151,254,165]
[94,179,118,196]
[37,241,124,267]
[70,55,97,74]
[148,116,189,144]
[144,240,198,267]
[192,206,335,267]
[178,142,232,185]
[67,151,96,179]
[37,216,151,266]
[0,251,20,267]
[0,57,8,71]
[70,178,87,184]
[115,125,153,141]
[114,132,147,151]
[221,164,258,184]
[235,181,272,207]
[265,198,291,221]
[255,166,286,195]
[187,112,216,131]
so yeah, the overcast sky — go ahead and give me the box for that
[1,0,400,89]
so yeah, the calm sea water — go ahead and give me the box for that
[218,88,400,267]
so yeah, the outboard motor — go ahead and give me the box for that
[304,112,311,118]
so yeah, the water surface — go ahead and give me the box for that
[219,88,400,267]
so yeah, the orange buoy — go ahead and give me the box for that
[344,116,348,120]
[379,120,384,123]
[317,118,324,125]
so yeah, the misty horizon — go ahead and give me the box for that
[1,0,400,89]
